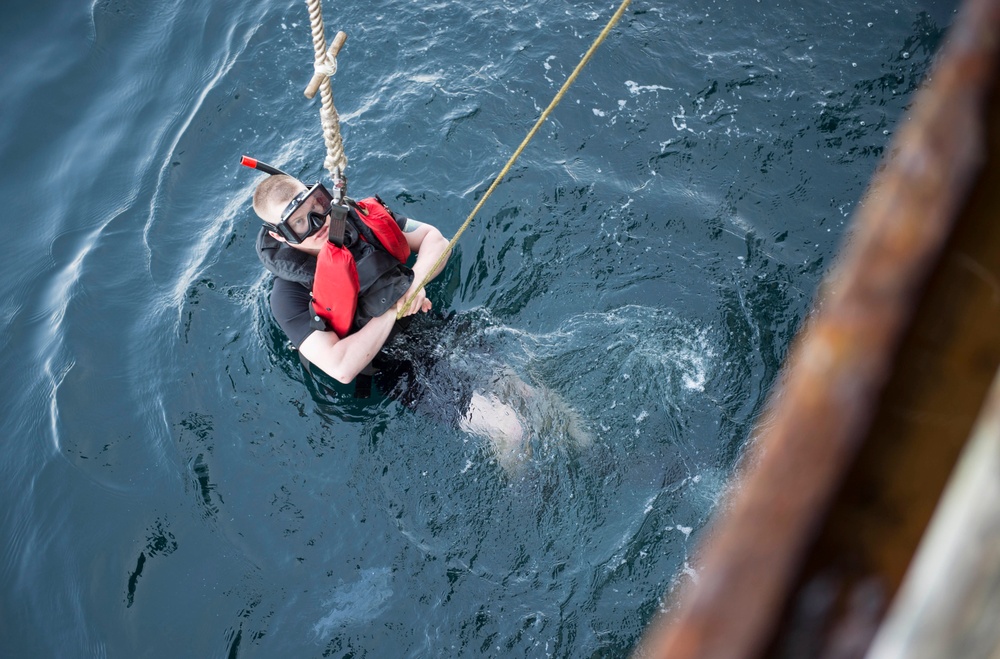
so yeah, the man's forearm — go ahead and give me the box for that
[303,309,397,384]
[411,230,451,285]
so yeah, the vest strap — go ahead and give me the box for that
[327,204,349,248]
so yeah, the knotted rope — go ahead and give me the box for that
[397,0,632,317]
[303,0,348,177]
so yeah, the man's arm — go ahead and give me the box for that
[398,220,451,317]
[298,307,397,384]
[296,220,449,382]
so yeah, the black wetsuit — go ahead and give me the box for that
[270,276,319,349]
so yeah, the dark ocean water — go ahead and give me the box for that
[0,0,955,656]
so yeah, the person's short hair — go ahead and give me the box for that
[252,174,302,222]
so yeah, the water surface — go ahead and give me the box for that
[0,0,955,656]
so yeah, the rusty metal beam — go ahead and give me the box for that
[634,0,1000,657]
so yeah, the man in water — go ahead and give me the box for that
[252,173,449,383]
[252,173,531,468]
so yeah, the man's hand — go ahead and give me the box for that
[398,220,449,318]
[396,283,432,317]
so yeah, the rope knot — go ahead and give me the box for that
[314,56,337,79]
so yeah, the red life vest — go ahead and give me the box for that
[311,197,412,338]
[351,197,411,262]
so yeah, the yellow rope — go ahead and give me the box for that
[398,0,632,317]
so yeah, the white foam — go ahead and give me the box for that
[625,80,674,95]
[312,568,393,639]
[682,362,707,392]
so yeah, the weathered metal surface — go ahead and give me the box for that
[866,367,1000,659]
[633,0,1000,657]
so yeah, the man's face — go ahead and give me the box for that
[269,184,331,254]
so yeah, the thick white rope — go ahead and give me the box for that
[304,0,347,176]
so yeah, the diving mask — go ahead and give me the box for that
[269,182,334,244]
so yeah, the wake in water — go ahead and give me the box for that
[383,304,718,473]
